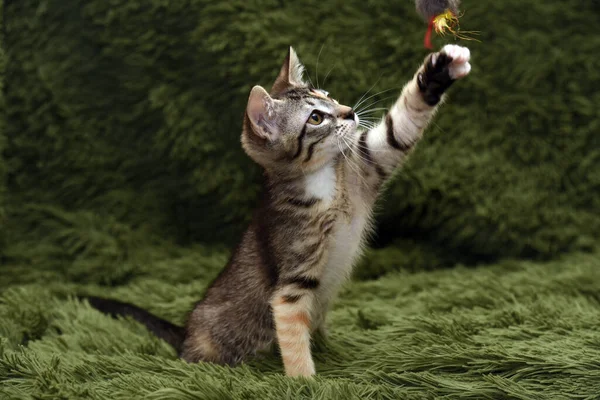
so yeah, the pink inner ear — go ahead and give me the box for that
[247,86,278,140]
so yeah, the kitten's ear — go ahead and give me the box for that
[271,46,306,96]
[246,85,280,141]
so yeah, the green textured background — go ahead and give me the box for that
[2,0,600,398]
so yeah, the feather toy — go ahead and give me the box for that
[415,0,478,49]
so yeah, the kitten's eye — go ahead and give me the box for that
[307,111,324,125]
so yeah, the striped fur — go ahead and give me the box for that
[87,45,471,377]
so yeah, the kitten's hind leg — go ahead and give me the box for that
[315,320,328,340]
[312,300,330,340]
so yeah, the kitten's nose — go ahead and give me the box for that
[342,110,355,120]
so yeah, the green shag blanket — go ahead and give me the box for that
[2,250,600,398]
[2,0,600,398]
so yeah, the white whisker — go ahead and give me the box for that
[356,94,399,114]
[352,137,390,153]
[342,137,372,188]
[352,76,382,110]
[356,107,389,116]
[338,137,369,187]
[305,71,316,89]
[355,88,399,113]
[359,121,378,129]
[342,136,369,164]
[322,64,336,89]
[356,116,381,121]
[316,43,325,89]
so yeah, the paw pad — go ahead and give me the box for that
[418,45,471,106]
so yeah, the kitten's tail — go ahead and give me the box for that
[80,296,185,351]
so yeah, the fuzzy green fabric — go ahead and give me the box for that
[2,250,600,399]
[2,0,600,398]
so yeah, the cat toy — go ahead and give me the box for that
[415,0,476,49]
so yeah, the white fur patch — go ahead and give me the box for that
[442,44,471,80]
[305,163,336,202]
[317,210,368,308]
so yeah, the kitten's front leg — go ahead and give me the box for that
[357,45,471,180]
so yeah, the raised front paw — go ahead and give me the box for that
[418,44,471,106]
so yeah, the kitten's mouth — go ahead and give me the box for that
[335,121,359,158]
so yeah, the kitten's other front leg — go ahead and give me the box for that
[357,45,471,181]
[271,287,316,377]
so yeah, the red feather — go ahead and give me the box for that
[424,17,434,49]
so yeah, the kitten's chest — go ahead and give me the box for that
[304,164,371,296]
[322,203,369,288]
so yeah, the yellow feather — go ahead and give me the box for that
[433,9,481,42]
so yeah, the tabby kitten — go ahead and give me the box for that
[86,44,471,377]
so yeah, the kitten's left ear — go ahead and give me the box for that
[271,46,306,96]
[246,85,281,141]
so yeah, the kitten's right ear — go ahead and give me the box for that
[246,86,280,141]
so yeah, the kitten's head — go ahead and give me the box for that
[242,47,358,176]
